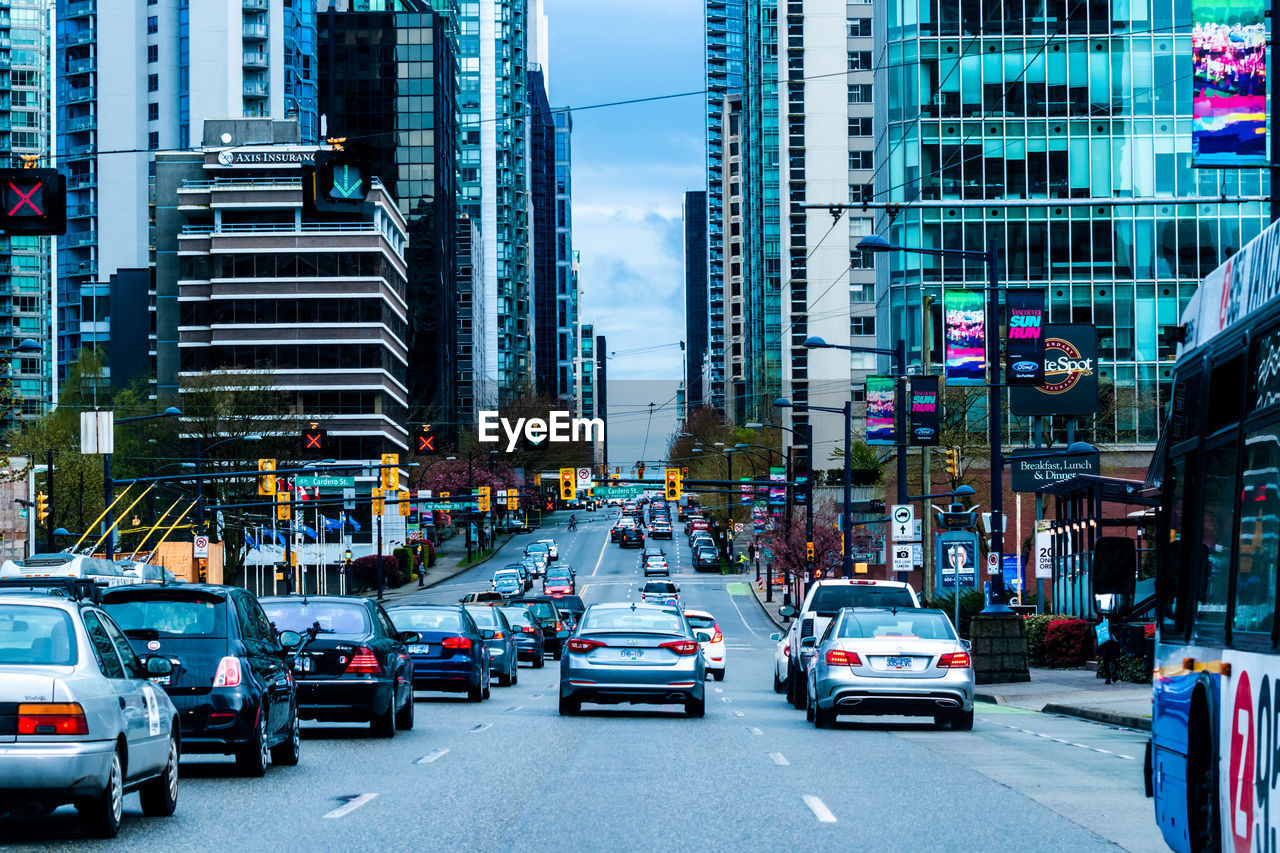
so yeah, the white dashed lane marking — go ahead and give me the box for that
[415,749,449,765]
[1004,725,1137,760]
[803,795,837,823]
[323,793,377,819]
[769,752,790,766]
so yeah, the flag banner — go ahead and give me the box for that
[740,477,753,505]
[1005,289,1046,385]
[909,374,940,446]
[1192,0,1267,167]
[944,288,985,385]
[769,467,786,504]
[866,376,896,445]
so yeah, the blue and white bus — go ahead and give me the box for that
[1152,217,1280,852]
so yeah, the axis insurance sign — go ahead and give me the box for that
[1221,650,1280,851]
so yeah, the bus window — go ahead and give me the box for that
[1234,426,1280,638]
[1159,456,1189,636]
[1207,355,1245,434]
[1193,444,1238,635]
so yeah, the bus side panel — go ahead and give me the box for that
[1153,669,1200,853]
[1221,651,1280,853]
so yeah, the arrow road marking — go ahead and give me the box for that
[324,793,377,819]
[416,748,449,765]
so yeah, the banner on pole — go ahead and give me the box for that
[944,288,985,385]
[908,374,940,446]
[1005,289,1046,385]
[768,468,786,505]
[1191,0,1267,167]
[866,376,896,445]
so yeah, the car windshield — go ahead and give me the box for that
[546,569,572,579]
[526,544,548,553]
[499,607,534,627]
[0,605,77,665]
[390,608,466,633]
[837,610,956,640]
[261,600,371,638]
[103,591,227,638]
[810,585,915,614]
[465,607,500,628]
[582,608,684,633]
[495,571,521,583]
[685,614,716,629]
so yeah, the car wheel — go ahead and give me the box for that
[553,646,563,661]
[685,696,705,718]
[236,706,270,777]
[805,692,815,722]
[395,686,416,731]
[558,694,580,716]
[785,663,796,704]
[140,733,179,817]
[271,707,301,765]
[933,714,949,728]
[773,668,785,694]
[712,670,725,682]
[78,747,123,838]
[482,668,491,700]
[791,669,808,711]
[510,664,518,686]
[371,698,396,738]
[950,708,975,731]
[534,650,546,668]
[468,681,484,702]
[814,701,835,729]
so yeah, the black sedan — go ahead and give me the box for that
[259,596,418,737]
[619,527,645,548]
[103,584,300,776]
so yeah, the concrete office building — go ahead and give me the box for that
[152,119,410,460]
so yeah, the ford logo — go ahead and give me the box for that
[913,427,936,438]
[1012,360,1038,372]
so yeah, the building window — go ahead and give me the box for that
[850,315,876,336]
[148,131,159,150]
[848,84,873,104]
[851,248,875,269]
[849,150,873,169]
[147,15,158,34]
[148,102,159,121]
[850,184,873,204]
[848,18,872,37]
[147,74,158,92]
[848,117,873,136]
[847,51,872,71]
[148,44,158,63]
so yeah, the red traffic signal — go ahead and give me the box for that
[0,169,66,235]
[415,426,436,454]
[302,427,327,453]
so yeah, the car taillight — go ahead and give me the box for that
[345,647,383,674]
[567,638,606,653]
[442,636,473,650]
[554,622,565,631]
[521,626,537,633]
[17,702,89,736]
[938,651,971,669]
[660,640,700,655]
[213,656,242,687]
[712,625,723,643]
[783,645,791,658]
[825,649,863,667]
[491,631,505,639]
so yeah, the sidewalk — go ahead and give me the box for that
[357,530,517,604]
[746,577,1152,731]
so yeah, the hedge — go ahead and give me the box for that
[1043,618,1093,668]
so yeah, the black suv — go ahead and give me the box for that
[102,584,300,776]
[619,527,645,548]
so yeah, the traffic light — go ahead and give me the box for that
[371,487,385,515]
[507,492,518,510]
[381,453,399,490]
[681,466,689,479]
[943,447,960,479]
[478,486,491,513]
[257,459,277,496]
[414,424,437,454]
[610,471,619,484]
[275,492,291,521]
[36,492,48,522]
[0,168,66,235]
[664,467,682,501]
[806,541,815,562]
[534,474,542,486]
[559,468,575,501]
[304,142,373,214]
[637,462,645,480]
[197,558,208,583]
[302,425,327,454]
[398,489,411,517]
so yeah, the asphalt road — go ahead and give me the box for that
[3,509,1165,852]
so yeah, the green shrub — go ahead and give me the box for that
[350,555,402,589]
[393,547,413,578]
[1023,614,1054,666]
[1043,619,1093,667]
[426,540,437,567]
[924,589,986,638]
[1112,653,1152,684]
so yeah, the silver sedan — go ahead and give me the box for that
[805,607,975,730]
[559,602,705,717]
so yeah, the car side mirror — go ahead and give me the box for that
[800,636,817,648]
[694,631,712,643]
[278,630,302,649]
[481,629,495,640]
[397,631,421,644]
[769,632,782,642]
[144,655,174,676]
[779,605,797,618]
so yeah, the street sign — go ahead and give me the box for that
[911,544,924,565]
[734,523,743,533]
[595,485,645,499]
[295,475,355,489]
[193,535,209,558]
[987,551,1000,573]
[576,467,592,488]
[891,504,916,542]
[342,487,356,511]
[1035,520,1053,579]
[891,545,912,574]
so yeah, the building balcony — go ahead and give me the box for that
[242,51,268,69]
[64,139,95,159]
[66,174,96,190]
[242,22,268,40]
[63,86,95,105]
[65,0,94,18]
[0,36,11,49]
[243,79,268,98]
[65,56,94,76]
[62,230,96,249]
[65,113,96,133]
[243,0,268,8]
[60,260,97,277]
[66,203,94,220]
[61,29,95,48]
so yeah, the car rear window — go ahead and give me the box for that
[546,569,572,579]
[465,607,500,628]
[810,585,915,614]
[0,605,77,665]
[390,608,465,633]
[837,610,955,640]
[262,600,371,638]
[103,591,227,638]
[521,601,556,620]
[644,583,676,593]
[555,595,584,613]
[685,614,716,629]
[500,607,533,627]
[583,608,683,633]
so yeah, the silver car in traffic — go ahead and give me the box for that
[0,589,181,837]
[805,607,975,730]
[559,602,705,717]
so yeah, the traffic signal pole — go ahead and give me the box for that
[45,449,54,553]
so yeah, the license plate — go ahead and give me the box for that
[620,649,644,660]
[149,675,170,686]
[293,656,314,673]
[408,644,431,654]
[886,657,913,669]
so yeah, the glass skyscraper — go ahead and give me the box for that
[874,0,1269,446]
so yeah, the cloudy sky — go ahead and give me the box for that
[543,0,703,470]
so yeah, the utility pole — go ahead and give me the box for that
[922,294,934,594]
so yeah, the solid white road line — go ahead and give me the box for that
[726,589,767,641]
[416,748,449,765]
[590,526,610,577]
[504,705,523,713]
[769,752,790,766]
[323,793,378,819]
[803,795,837,824]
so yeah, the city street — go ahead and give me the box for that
[2,512,1162,852]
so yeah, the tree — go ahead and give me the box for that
[756,499,872,579]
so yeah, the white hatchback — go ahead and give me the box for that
[684,609,726,681]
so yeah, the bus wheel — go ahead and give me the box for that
[1187,699,1220,853]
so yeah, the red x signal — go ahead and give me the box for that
[417,434,434,452]
[7,181,42,216]
[305,433,322,449]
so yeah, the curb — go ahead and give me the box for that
[747,576,788,630]
[975,692,1007,706]
[1041,703,1152,732]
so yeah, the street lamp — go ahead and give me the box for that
[776,396,857,578]
[856,232,1011,613]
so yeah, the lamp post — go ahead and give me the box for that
[106,406,183,560]
[775,398,854,578]
[857,233,1011,613]
[745,421,814,599]
[194,433,262,544]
